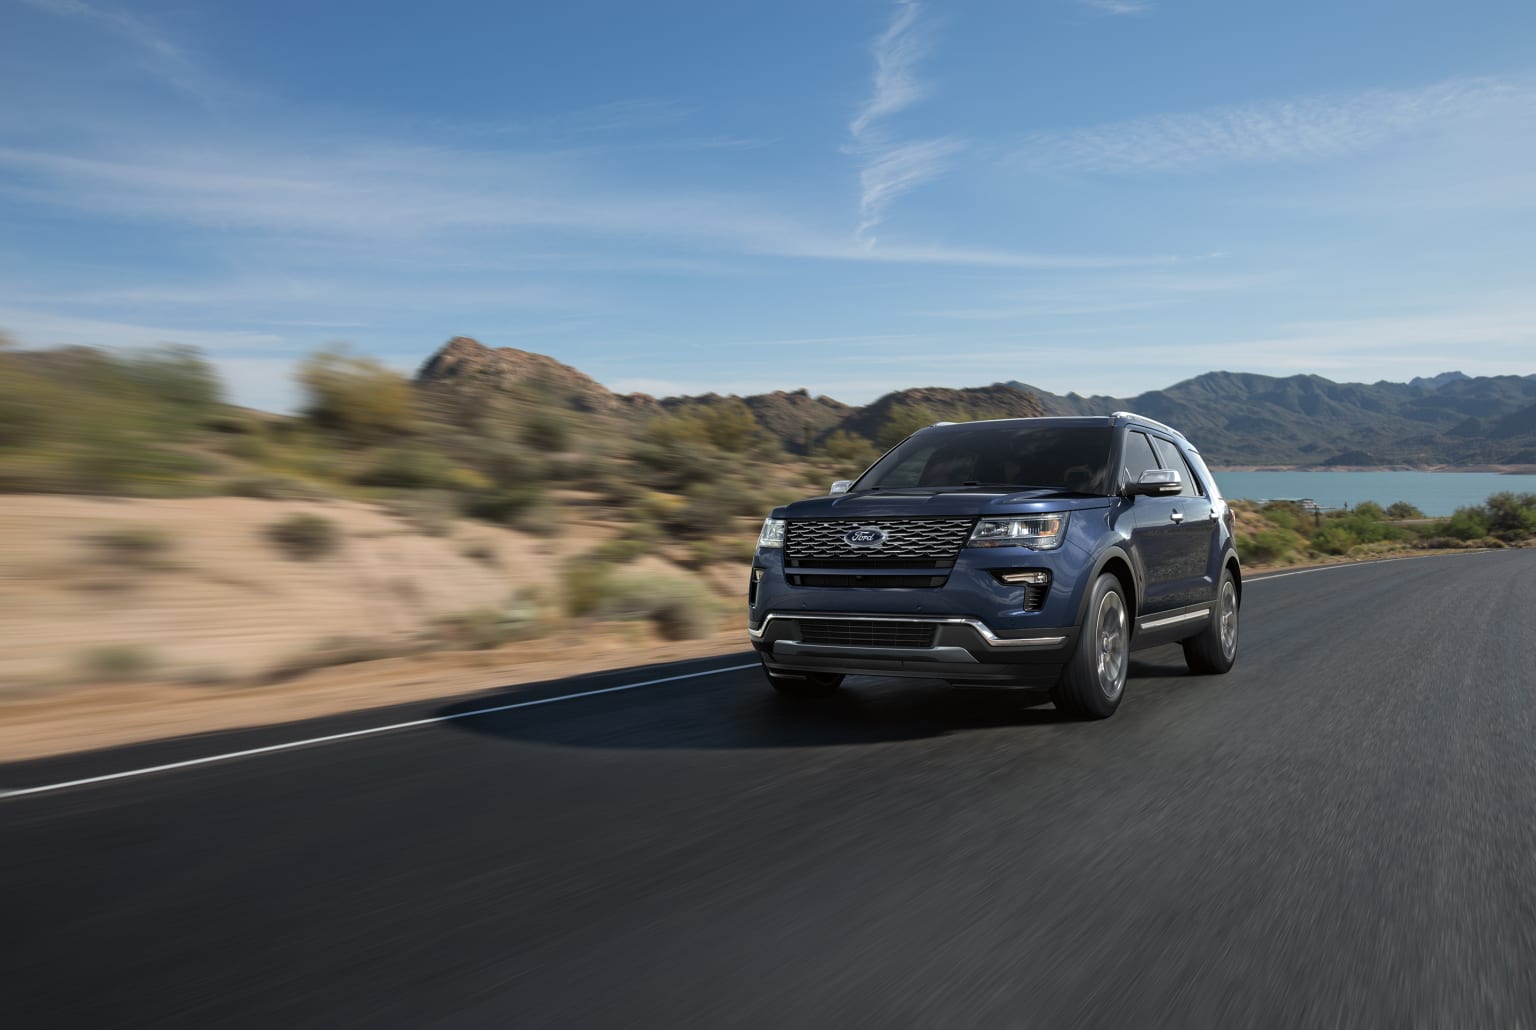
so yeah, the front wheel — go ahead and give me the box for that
[1051,573,1130,720]
[1182,567,1239,674]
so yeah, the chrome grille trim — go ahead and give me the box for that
[748,613,1066,648]
[785,518,976,562]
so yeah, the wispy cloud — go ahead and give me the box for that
[1077,0,1154,15]
[0,139,1159,270]
[1015,76,1528,174]
[18,0,225,102]
[845,1,962,242]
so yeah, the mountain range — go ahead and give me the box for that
[415,338,1536,468]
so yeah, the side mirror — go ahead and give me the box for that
[1124,469,1181,497]
[829,480,852,496]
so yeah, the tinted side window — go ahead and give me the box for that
[1122,431,1161,487]
[1150,437,1203,497]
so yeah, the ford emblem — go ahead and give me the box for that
[843,526,887,548]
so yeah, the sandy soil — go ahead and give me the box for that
[0,627,750,764]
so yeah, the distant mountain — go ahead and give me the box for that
[413,340,1536,467]
[1007,371,1536,466]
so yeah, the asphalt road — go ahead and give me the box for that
[6,549,1536,1028]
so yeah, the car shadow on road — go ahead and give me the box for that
[433,674,1165,752]
[437,644,1201,752]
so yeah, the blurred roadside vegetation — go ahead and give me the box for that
[4,338,1532,587]
[1231,493,1536,566]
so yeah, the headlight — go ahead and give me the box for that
[968,513,1069,550]
[757,518,786,549]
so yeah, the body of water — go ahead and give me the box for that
[1211,470,1536,517]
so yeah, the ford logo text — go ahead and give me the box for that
[843,527,887,548]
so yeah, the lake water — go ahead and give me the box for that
[1211,470,1536,517]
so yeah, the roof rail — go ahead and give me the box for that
[1111,411,1187,440]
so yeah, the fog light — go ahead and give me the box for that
[998,570,1050,585]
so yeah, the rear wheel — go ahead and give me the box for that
[1182,567,1239,674]
[761,659,844,698]
[1051,573,1129,720]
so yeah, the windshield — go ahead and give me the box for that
[854,424,1114,494]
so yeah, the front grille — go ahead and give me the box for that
[785,518,976,563]
[787,573,949,588]
[796,619,938,648]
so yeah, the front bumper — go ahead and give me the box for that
[749,612,1077,686]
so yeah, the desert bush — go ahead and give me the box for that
[223,474,329,500]
[1385,501,1424,520]
[1439,507,1489,542]
[1311,524,1359,556]
[1484,492,1536,540]
[463,485,544,524]
[820,429,877,467]
[593,535,650,564]
[878,402,940,449]
[78,644,158,681]
[122,346,223,425]
[298,345,418,439]
[1239,528,1300,565]
[599,573,718,640]
[461,541,501,566]
[561,554,616,617]
[1260,500,1310,533]
[92,526,176,568]
[354,446,458,489]
[521,407,572,452]
[385,490,458,536]
[265,513,341,560]
[265,636,414,681]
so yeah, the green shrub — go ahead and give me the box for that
[521,408,572,452]
[593,535,650,564]
[1311,524,1359,555]
[1239,528,1299,565]
[223,474,329,500]
[298,345,418,439]
[1440,507,1489,542]
[432,594,541,650]
[561,554,617,617]
[463,486,545,526]
[1385,501,1424,520]
[820,430,877,467]
[354,446,458,489]
[92,526,175,568]
[878,402,940,449]
[78,644,158,681]
[266,513,341,560]
[1260,501,1309,533]
[1484,492,1536,540]
[599,573,718,640]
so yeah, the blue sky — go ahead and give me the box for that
[2,0,1534,412]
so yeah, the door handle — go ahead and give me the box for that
[1170,510,1184,524]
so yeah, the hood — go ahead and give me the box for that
[773,489,1115,519]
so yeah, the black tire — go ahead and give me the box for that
[1182,566,1239,674]
[760,659,844,698]
[1050,573,1130,720]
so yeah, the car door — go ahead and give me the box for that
[1123,430,1185,615]
[1148,436,1217,609]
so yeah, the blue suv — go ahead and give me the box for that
[748,413,1241,719]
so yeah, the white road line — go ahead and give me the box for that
[1247,549,1489,583]
[0,661,759,800]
